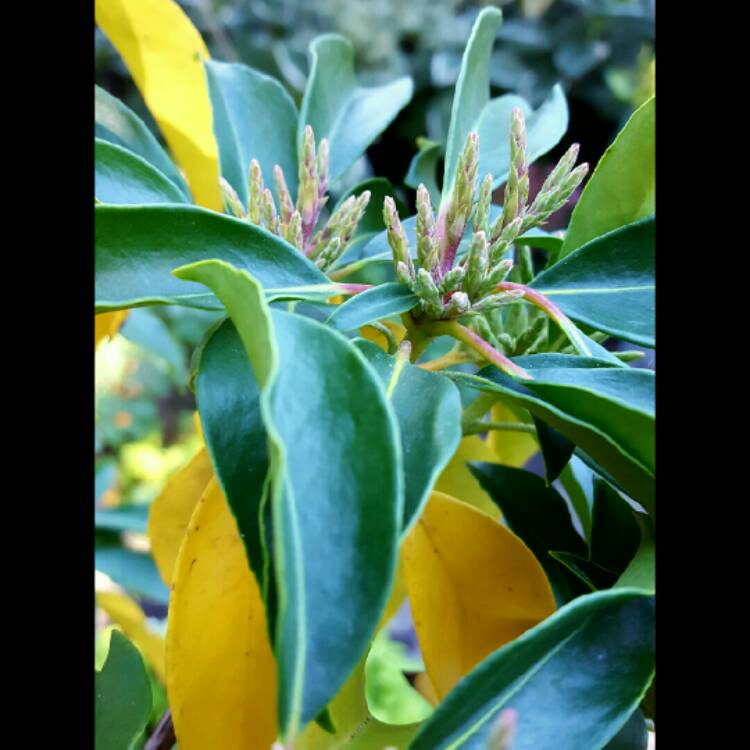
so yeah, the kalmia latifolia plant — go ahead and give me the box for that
[95,2,654,749]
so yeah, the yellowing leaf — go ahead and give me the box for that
[413,672,439,708]
[95,310,128,349]
[403,491,556,700]
[95,0,221,209]
[487,402,538,466]
[96,590,166,683]
[148,447,214,586]
[192,410,204,442]
[359,321,406,352]
[166,478,277,749]
[434,436,501,518]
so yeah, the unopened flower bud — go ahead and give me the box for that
[219,177,247,219]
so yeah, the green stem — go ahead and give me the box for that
[461,392,499,429]
[386,340,412,398]
[463,420,536,437]
[401,312,431,364]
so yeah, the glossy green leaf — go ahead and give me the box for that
[521,368,654,480]
[441,6,501,203]
[405,138,441,206]
[532,416,575,485]
[95,84,190,198]
[590,478,641,575]
[95,204,329,311]
[96,630,152,750]
[616,514,655,592]
[548,551,618,591]
[409,588,655,750]
[195,318,269,584]
[448,365,655,513]
[442,8,567,201]
[299,34,413,182]
[562,96,655,256]
[204,60,299,206]
[354,339,462,532]
[558,455,594,544]
[515,228,564,255]
[470,463,589,604]
[532,217,655,347]
[95,139,189,205]
[173,259,402,739]
[326,284,417,332]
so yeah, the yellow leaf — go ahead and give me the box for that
[167,478,277,748]
[403,491,555,700]
[358,321,406,352]
[95,0,221,209]
[192,410,204,442]
[148,447,214,586]
[95,310,128,350]
[434,436,501,518]
[486,401,538,467]
[96,590,166,683]
[413,671,439,708]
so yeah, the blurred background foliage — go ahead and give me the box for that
[94,1,654,739]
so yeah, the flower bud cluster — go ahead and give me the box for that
[383,107,588,321]
[218,125,370,272]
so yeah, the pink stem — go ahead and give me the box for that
[424,320,532,380]
[336,283,373,296]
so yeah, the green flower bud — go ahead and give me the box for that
[439,265,465,294]
[475,174,493,235]
[274,165,295,224]
[248,159,264,225]
[219,177,247,219]
[446,291,470,316]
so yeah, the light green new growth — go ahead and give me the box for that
[221,125,370,272]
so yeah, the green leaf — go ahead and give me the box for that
[470,463,590,605]
[531,217,655,347]
[94,547,170,605]
[326,284,417,332]
[442,8,567,201]
[95,505,149,534]
[95,85,190,199]
[354,339,462,532]
[476,84,568,190]
[548,551,618,591]
[96,630,152,750]
[616,513,655,593]
[409,588,655,750]
[173,259,402,739]
[448,366,655,513]
[562,96,655,256]
[365,631,433,725]
[590,477,642,575]
[558,455,594,544]
[299,34,413,182]
[515,228,564,255]
[195,318,269,585]
[441,6,501,204]
[521,368,654,481]
[405,138,442,206]
[603,709,649,750]
[204,60,299,205]
[532,417,575,485]
[95,204,329,311]
[95,139,189,205]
